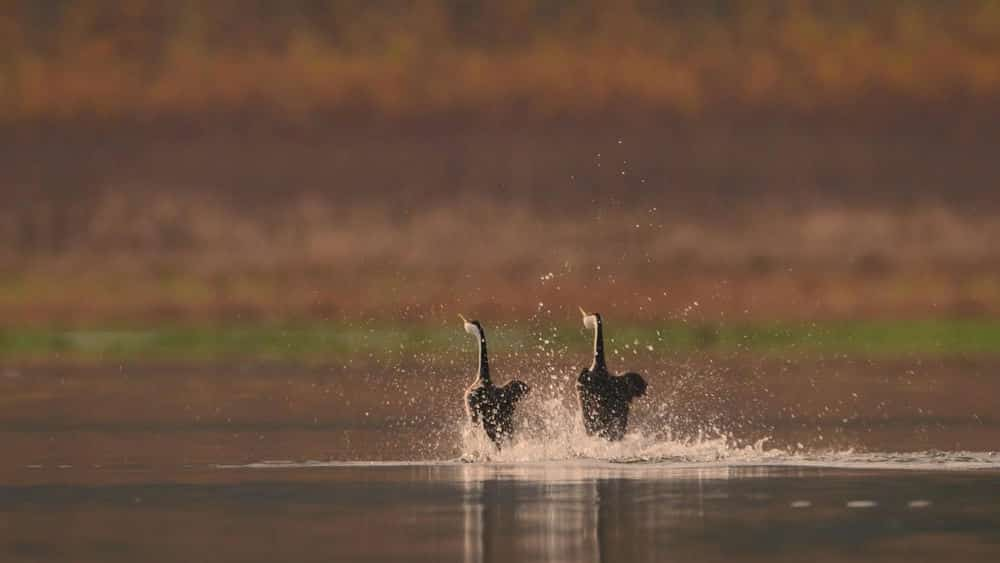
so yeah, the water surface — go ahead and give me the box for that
[2,361,998,561]
[3,462,1000,563]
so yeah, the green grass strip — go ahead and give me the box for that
[0,320,997,362]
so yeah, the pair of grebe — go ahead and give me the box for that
[461,309,647,448]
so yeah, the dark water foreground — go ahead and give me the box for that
[1,463,999,563]
[1,360,998,561]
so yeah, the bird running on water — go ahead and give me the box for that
[460,315,530,448]
[576,308,647,441]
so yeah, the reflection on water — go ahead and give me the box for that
[452,465,773,562]
[460,467,601,563]
[449,464,1000,563]
[4,464,998,563]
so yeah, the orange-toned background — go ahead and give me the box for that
[3,0,1000,323]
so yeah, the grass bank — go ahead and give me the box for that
[1,319,997,363]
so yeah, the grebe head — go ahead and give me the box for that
[459,314,484,339]
[579,306,600,330]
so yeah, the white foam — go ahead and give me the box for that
[214,400,1000,474]
[451,397,1000,471]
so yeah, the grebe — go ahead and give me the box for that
[460,315,530,448]
[576,308,647,440]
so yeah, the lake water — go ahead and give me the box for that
[2,460,1000,562]
[1,361,998,561]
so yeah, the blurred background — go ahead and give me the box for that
[2,1,1000,465]
[3,0,1000,323]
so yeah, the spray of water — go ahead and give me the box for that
[458,396,782,464]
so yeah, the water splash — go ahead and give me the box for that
[451,397,1000,470]
[459,396,780,463]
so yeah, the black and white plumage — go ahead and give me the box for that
[576,308,648,441]
[460,315,530,448]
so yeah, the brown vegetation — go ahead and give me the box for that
[3,115,1000,323]
[3,189,1000,323]
[3,2,1000,322]
[1,1,999,121]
